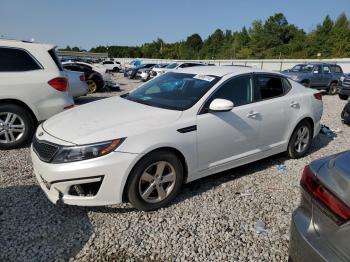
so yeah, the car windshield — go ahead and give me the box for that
[125,72,219,111]
[166,63,178,69]
[291,64,314,73]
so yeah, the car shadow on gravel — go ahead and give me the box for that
[0,185,92,262]
[174,133,333,205]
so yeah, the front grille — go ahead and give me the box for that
[343,79,350,86]
[32,136,59,162]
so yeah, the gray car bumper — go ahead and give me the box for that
[289,207,343,262]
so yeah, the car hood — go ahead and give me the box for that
[43,96,182,145]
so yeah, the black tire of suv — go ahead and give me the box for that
[287,120,313,159]
[301,81,310,88]
[328,82,338,95]
[126,150,184,211]
[339,94,349,100]
[113,67,120,73]
[0,104,35,150]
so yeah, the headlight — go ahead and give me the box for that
[340,76,345,82]
[52,138,125,163]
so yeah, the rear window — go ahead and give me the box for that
[48,48,63,71]
[254,75,284,100]
[331,65,343,73]
[0,47,41,72]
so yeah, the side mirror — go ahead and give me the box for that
[313,70,319,74]
[209,98,234,112]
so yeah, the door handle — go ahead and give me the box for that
[290,101,299,108]
[247,111,259,118]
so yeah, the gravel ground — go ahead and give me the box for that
[0,78,349,261]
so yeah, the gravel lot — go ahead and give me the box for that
[1,75,349,261]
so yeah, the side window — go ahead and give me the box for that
[282,78,292,93]
[0,47,41,72]
[179,63,188,68]
[332,65,343,73]
[323,65,331,74]
[314,65,321,73]
[79,65,92,73]
[254,75,284,100]
[209,75,253,107]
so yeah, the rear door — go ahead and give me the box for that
[321,65,333,87]
[310,65,323,86]
[252,74,296,151]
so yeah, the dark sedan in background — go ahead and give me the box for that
[289,151,350,261]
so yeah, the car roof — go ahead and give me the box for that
[0,39,55,50]
[296,62,338,66]
[176,65,274,77]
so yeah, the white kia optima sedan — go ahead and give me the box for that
[31,66,323,211]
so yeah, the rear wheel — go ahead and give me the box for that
[0,104,35,149]
[113,67,120,73]
[339,94,349,100]
[302,81,310,88]
[328,82,338,95]
[86,79,98,94]
[126,150,183,211]
[287,120,312,159]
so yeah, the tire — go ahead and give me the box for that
[328,82,338,95]
[113,67,120,73]
[86,79,98,94]
[301,81,310,88]
[0,104,35,149]
[339,94,349,100]
[126,150,184,211]
[287,120,313,159]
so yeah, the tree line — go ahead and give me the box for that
[61,13,350,59]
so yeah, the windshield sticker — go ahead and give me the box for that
[193,75,215,82]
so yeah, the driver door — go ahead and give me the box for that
[196,75,261,173]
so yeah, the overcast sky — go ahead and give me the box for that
[0,0,349,49]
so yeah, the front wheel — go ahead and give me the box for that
[0,104,35,149]
[328,83,338,95]
[287,120,312,159]
[126,150,184,211]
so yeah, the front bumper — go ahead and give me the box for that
[289,207,343,262]
[338,85,350,96]
[31,146,141,206]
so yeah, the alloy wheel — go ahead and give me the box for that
[0,112,26,144]
[138,161,176,203]
[87,80,97,94]
[294,126,310,153]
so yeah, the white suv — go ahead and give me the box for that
[0,39,74,149]
[98,60,121,72]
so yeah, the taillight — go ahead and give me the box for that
[313,92,323,101]
[80,74,85,81]
[48,77,68,92]
[301,165,350,224]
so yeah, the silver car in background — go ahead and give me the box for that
[289,151,350,261]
